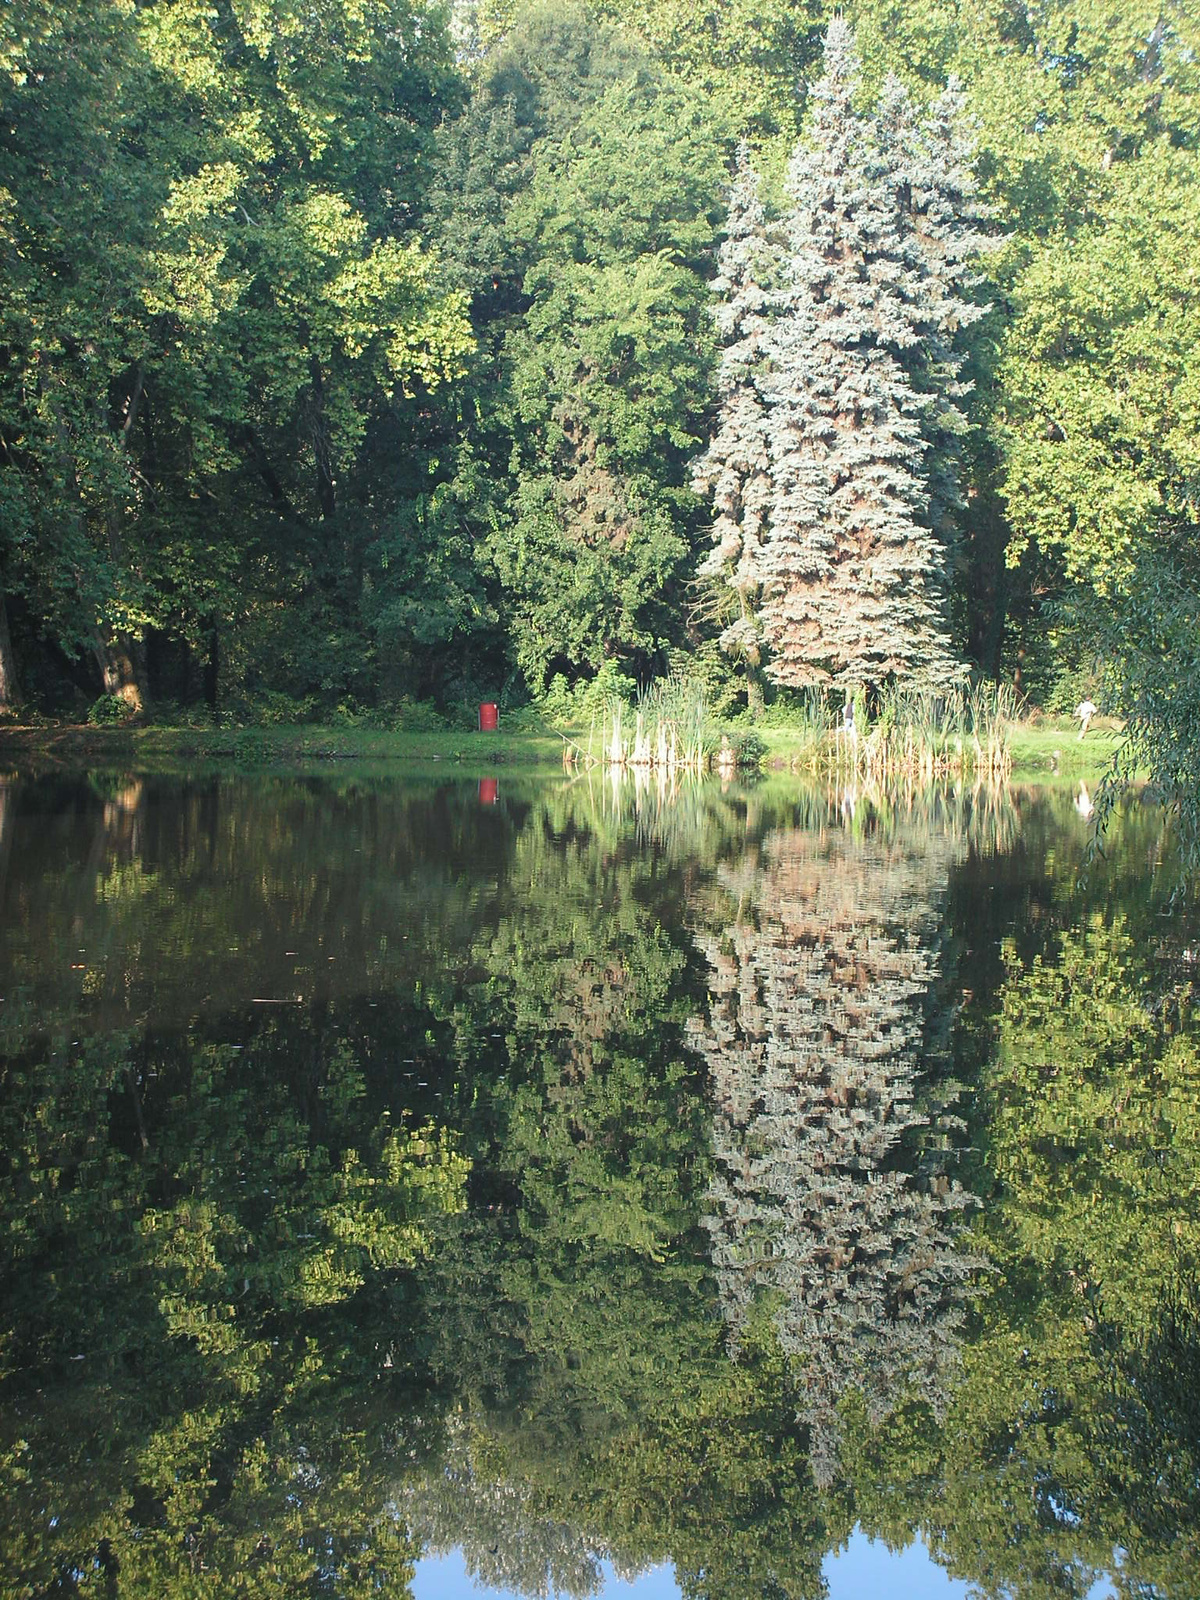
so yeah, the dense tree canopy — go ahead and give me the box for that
[0,0,1197,841]
[0,0,475,715]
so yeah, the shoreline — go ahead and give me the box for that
[0,716,1123,782]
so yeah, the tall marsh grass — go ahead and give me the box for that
[561,674,1021,783]
[805,681,1021,779]
[563,672,716,773]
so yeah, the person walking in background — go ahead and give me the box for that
[1075,698,1097,739]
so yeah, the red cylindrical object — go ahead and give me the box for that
[478,778,499,806]
[478,701,499,731]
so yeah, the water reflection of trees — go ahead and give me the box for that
[2,774,1198,1599]
[394,1415,626,1599]
[0,773,527,1029]
[935,915,1200,1600]
[0,771,1051,1040]
[0,1010,467,1597]
[690,817,977,1486]
[399,798,833,1600]
[565,767,1023,863]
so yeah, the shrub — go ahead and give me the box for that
[86,694,134,727]
[534,661,639,728]
[388,697,447,731]
[726,727,767,768]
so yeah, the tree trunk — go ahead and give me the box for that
[204,615,219,714]
[0,774,13,915]
[0,588,19,712]
[745,663,764,719]
[95,364,150,713]
[93,633,148,712]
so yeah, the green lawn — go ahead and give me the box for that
[0,719,570,777]
[1006,719,1125,780]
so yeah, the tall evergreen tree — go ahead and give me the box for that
[872,73,994,553]
[751,21,964,692]
[691,143,776,714]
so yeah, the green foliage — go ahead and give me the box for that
[483,51,728,690]
[933,915,1200,1599]
[0,0,473,714]
[1095,557,1200,875]
[0,0,1196,828]
[847,0,1200,850]
[87,692,136,727]
[462,0,827,141]
[534,657,640,725]
[12,0,1200,887]
[0,1012,468,1595]
[997,144,1200,601]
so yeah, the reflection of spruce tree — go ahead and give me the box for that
[692,823,974,1487]
[404,799,840,1600]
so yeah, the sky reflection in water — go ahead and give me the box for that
[413,1530,980,1598]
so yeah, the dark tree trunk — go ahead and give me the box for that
[0,588,19,711]
[95,364,150,712]
[0,774,13,915]
[204,615,219,713]
[93,633,149,712]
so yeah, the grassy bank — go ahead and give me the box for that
[755,717,1123,781]
[0,719,568,776]
[1006,720,1125,780]
[0,712,1125,781]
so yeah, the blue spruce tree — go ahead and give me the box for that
[701,21,990,695]
[691,142,777,715]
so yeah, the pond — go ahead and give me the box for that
[0,771,1197,1599]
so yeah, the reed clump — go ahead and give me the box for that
[561,672,716,774]
[796,682,1019,780]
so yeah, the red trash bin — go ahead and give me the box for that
[478,701,499,731]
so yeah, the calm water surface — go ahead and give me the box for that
[0,771,1196,1599]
